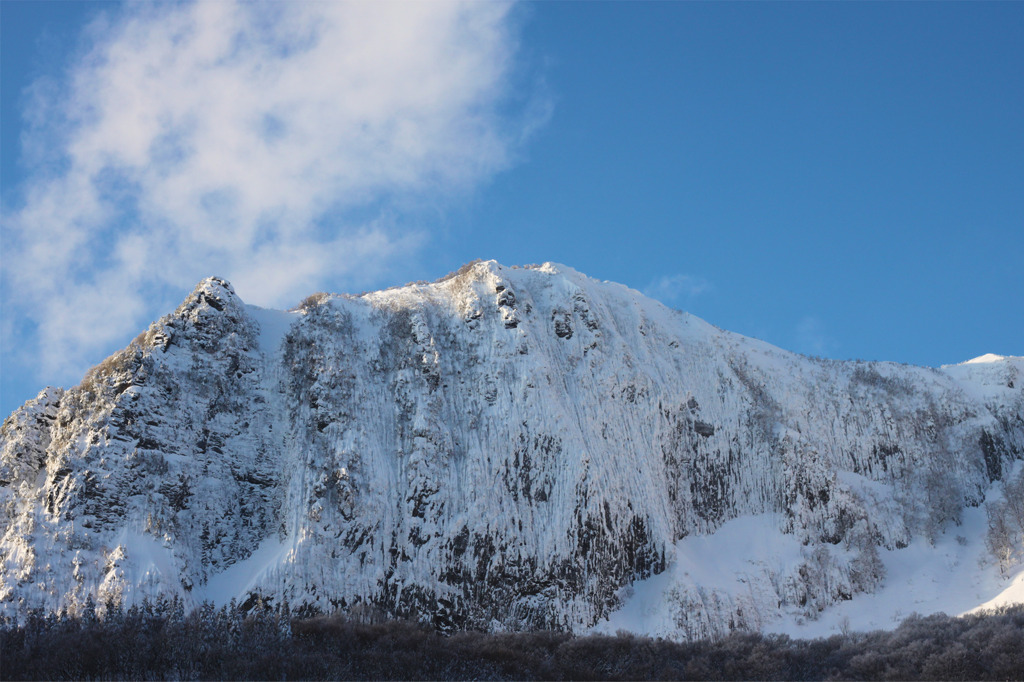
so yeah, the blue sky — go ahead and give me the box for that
[2,1,1022,418]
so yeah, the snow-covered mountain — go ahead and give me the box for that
[2,261,1022,638]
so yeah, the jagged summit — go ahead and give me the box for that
[174,275,244,316]
[1,262,1022,639]
[195,274,237,295]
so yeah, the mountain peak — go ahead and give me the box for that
[190,276,238,304]
[965,353,1008,364]
[171,275,244,319]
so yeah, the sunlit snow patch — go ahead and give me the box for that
[596,508,1024,641]
[593,514,805,640]
[965,353,1008,364]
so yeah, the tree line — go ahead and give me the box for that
[2,598,1024,680]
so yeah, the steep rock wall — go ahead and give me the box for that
[2,262,1021,635]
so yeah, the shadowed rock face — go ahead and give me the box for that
[2,261,1022,635]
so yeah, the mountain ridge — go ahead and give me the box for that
[2,260,1022,639]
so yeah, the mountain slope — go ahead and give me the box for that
[2,261,1022,637]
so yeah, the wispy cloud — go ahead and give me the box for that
[795,316,835,358]
[2,1,539,383]
[643,274,711,307]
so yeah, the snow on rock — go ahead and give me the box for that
[598,506,1024,641]
[965,353,1009,365]
[1,260,1022,639]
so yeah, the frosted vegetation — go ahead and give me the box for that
[3,600,1024,680]
[1,260,1022,641]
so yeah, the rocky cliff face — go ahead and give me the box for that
[2,261,1022,636]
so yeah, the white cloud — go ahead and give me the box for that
[643,274,711,307]
[2,0,537,382]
